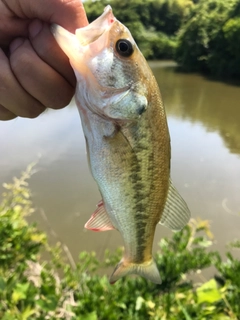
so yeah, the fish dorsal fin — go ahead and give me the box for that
[85,200,116,232]
[159,180,191,231]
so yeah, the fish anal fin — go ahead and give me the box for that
[85,200,115,232]
[160,179,191,231]
[109,258,161,284]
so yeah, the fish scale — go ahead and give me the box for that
[52,5,191,284]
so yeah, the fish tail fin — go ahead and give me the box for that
[109,258,161,284]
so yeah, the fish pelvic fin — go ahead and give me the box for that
[109,258,161,284]
[85,200,116,232]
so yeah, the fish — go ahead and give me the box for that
[52,5,190,284]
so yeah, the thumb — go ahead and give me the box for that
[3,0,88,32]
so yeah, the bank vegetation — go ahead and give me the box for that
[84,0,240,79]
[0,166,239,319]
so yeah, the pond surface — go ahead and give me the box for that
[0,61,240,262]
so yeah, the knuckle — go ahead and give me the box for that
[0,105,16,121]
[2,114,17,121]
[20,105,45,119]
[51,96,72,110]
[0,112,16,121]
[9,40,33,75]
[49,86,74,110]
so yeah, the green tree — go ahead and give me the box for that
[211,17,240,77]
[175,0,240,78]
[147,0,193,35]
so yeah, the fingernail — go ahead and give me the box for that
[29,19,43,38]
[9,38,24,53]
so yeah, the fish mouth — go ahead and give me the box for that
[51,5,115,62]
[75,5,115,46]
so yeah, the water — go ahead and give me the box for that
[0,61,239,261]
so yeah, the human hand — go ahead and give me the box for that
[0,0,88,120]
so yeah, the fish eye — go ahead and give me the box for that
[116,39,134,57]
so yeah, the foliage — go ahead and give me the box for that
[83,0,240,79]
[0,167,240,319]
[175,0,240,78]
[0,164,46,271]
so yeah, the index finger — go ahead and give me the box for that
[3,0,88,32]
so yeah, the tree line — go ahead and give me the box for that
[84,0,240,79]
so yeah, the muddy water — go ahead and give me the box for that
[0,61,239,262]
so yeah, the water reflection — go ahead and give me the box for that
[150,61,240,155]
[0,61,239,261]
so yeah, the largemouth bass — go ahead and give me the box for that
[52,5,190,284]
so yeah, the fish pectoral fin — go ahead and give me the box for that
[84,200,116,232]
[109,258,161,284]
[159,179,191,231]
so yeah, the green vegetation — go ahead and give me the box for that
[176,0,240,78]
[0,166,240,319]
[84,0,240,79]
